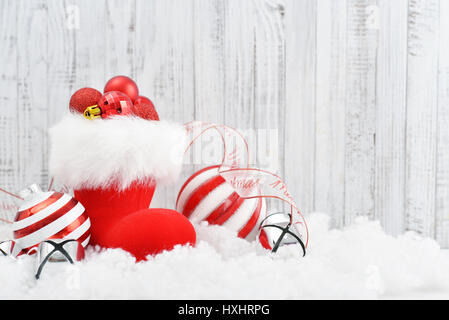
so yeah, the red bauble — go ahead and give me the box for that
[132,96,159,121]
[176,165,267,241]
[105,208,196,261]
[104,75,139,102]
[97,91,134,118]
[69,87,102,114]
[74,180,156,247]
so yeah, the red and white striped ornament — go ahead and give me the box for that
[176,166,266,240]
[11,184,91,257]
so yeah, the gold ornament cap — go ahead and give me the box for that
[83,105,101,120]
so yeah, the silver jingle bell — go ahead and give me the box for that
[258,212,306,257]
[0,240,15,258]
[35,239,85,280]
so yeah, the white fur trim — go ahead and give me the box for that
[49,114,188,190]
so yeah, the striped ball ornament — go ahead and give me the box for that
[11,184,91,256]
[176,166,266,240]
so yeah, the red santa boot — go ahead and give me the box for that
[73,180,156,246]
[48,114,189,251]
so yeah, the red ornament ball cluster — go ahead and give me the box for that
[69,75,159,121]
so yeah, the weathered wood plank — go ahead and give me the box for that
[221,0,257,132]
[135,0,195,123]
[0,0,19,222]
[314,0,347,226]
[405,0,439,237]
[191,0,228,174]
[436,0,449,246]
[72,0,107,92]
[16,0,49,193]
[284,0,316,215]
[252,0,285,176]
[374,0,408,235]
[193,0,226,125]
[47,1,76,130]
[344,0,377,224]
[104,0,136,78]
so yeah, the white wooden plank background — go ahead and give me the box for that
[375,0,408,236]
[406,0,439,238]
[1,0,449,246]
[436,0,449,247]
[314,0,346,227]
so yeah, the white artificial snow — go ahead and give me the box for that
[1,213,449,299]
